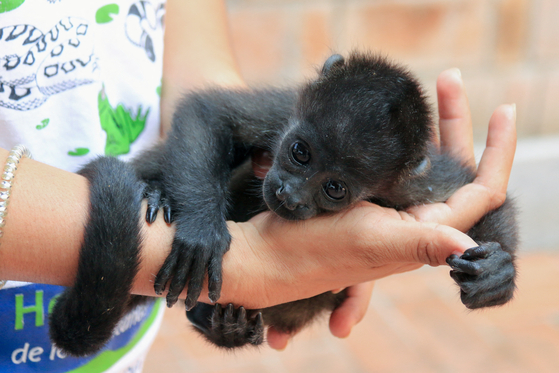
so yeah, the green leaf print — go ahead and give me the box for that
[68,148,90,156]
[0,0,25,13]
[96,4,119,24]
[36,118,49,130]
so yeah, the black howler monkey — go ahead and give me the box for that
[49,53,517,354]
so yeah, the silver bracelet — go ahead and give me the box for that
[0,145,32,290]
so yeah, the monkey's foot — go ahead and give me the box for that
[446,242,516,309]
[142,181,172,224]
[187,303,264,349]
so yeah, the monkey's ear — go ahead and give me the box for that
[321,54,345,76]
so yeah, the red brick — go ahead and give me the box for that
[449,0,491,67]
[343,3,452,68]
[503,72,546,137]
[496,0,530,65]
[299,5,334,79]
[533,0,559,61]
[228,8,291,84]
[461,73,506,140]
[541,71,559,134]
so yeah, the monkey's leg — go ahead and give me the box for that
[447,242,516,309]
[187,303,264,348]
[261,291,347,335]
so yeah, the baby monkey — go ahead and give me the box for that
[49,53,517,354]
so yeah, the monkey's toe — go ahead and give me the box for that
[187,303,264,349]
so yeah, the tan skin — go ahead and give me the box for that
[0,0,516,351]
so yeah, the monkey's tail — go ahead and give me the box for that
[49,157,144,357]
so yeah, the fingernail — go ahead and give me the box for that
[455,236,477,254]
[450,67,461,79]
[511,103,517,121]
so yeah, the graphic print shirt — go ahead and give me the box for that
[0,0,166,372]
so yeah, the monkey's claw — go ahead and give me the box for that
[446,242,516,309]
[187,303,264,348]
[142,182,172,224]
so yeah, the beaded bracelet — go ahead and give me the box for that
[0,145,32,290]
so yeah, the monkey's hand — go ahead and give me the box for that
[142,180,172,224]
[187,303,264,349]
[446,242,516,309]
[154,216,230,310]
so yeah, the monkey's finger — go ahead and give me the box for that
[436,68,475,169]
[207,254,223,303]
[184,256,205,311]
[329,281,375,339]
[251,313,265,346]
[163,204,172,224]
[446,255,482,275]
[154,246,181,296]
[166,247,194,308]
[146,189,162,223]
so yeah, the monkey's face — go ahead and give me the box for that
[263,53,434,220]
[262,122,395,221]
[262,137,353,220]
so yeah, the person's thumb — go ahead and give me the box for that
[373,220,477,267]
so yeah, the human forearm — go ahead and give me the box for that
[0,148,88,286]
[0,148,314,308]
[0,147,462,308]
[160,0,245,132]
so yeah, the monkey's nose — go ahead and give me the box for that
[276,186,307,211]
[275,185,287,201]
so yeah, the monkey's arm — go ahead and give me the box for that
[153,88,295,310]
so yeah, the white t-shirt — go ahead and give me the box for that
[1,0,166,371]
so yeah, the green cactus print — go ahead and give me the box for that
[98,88,149,157]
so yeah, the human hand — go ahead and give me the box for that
[266,281,375,350]
[248,67,516,349]
[407,68,516,231]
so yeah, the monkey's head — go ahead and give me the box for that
[263,53,434,220]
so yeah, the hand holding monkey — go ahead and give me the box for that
[264,67,516,349]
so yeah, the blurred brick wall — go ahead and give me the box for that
[226,0,559,140]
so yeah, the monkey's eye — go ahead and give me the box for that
[290,141,311,165]
[323,180,347,200]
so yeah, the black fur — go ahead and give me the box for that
[49,157,148,356]
[49,52,518,353]
[170,53,517,348]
